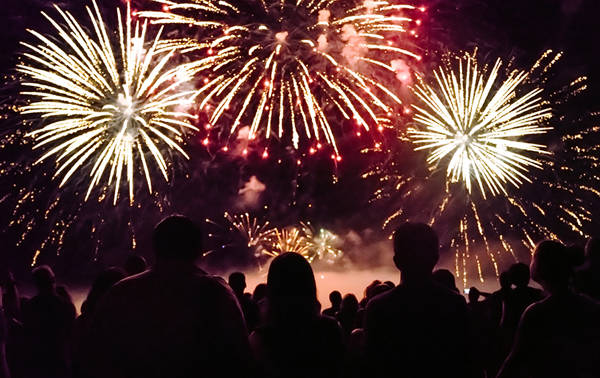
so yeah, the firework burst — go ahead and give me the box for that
[301,222,343,263]
[206,212,275,257]
[409,52,552,198]
[263,226,315,260]
[17,0,200,204]
[367,51,599,285]
[141,0,423,153]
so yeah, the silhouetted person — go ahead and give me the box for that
[80,215,251,378]
[498,240,600,378]
[229,271,259,331]
[490,271,512,326]
[22,265,75,378]
[355,280,382,327]
[432,268,460,293]
[249,253,344,378]
[488,271,514,376]
[575,237,600,300]
[469,287,493,378]
[1,273,20,322]
[337,294,359,338]
[0,307,9,378]
[364,223,472,378]
[123,255,147,276]
[322,290,342,317]
[253,283,268,326]
[73,267,126,377]
[1,273,24,378]
[501,263,544,342]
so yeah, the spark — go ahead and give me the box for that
[141,0,421,152]
[18,0,200,204]
[409,53,552,198]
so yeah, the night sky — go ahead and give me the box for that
[2,0,600,283]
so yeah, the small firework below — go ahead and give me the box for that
[142,0,423,152]
[206,212,274,257]
[263,227,315,261]
[18,0,200,204]
[409,52,552,198]
[301,222,344,264]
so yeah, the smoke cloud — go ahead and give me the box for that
[391,59,413,85]
[236,175,266,209]
[340,24,366,67]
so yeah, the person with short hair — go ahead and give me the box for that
[80,215,251,378]
[364,222,472,378]
[22,265,76,378]
[322,290,342,318]
[498,240,600,378]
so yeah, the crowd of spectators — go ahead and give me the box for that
[1,215,599,378]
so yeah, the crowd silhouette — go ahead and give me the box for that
[1,215,599,378]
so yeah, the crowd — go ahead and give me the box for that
[1,215,599,378]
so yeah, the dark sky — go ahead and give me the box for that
[1,0,599,280]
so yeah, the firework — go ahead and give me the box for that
[17,0,200,204]
[207,212,274,256]
[367,51,599,285]
[141,0,423,152]
[409,52,552,198]
[301,222,343,263]
[263,226,315,261]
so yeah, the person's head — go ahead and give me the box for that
[253,283,267,302]
[228,272,246,296]
[340,293,359,314]
[585,237,600,266]
[499,271,511,289]
[82,267,126,315]
[468,287,480,303]
[531,240,573,293]
[363,280,381,302]
[153,215,202,263]
[393,222,439,279]
[371,283,391,299]
[32,265,55,293]
[432,269,459,292]
[267,252,318,322]
[329,290,342,308]
[509,262,531,288]
[383,281,395,288]
[124,255,147,276]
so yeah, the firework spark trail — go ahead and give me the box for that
[366,51,600,285]
[409,53,552,198]
[18,0,200,205]
[141,0,423,153]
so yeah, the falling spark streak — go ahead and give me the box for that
[141,0,422,151]
[17,1,199,204]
